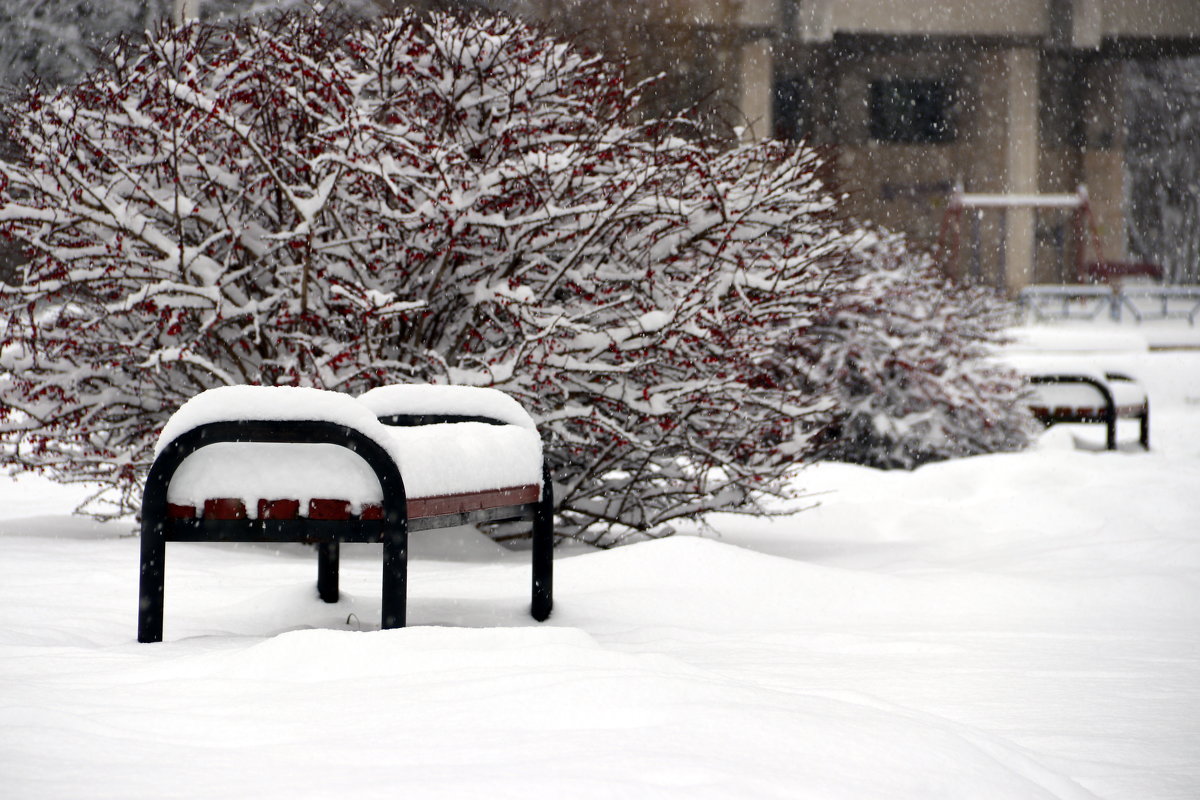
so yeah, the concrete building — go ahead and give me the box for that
[469,0,1200,294]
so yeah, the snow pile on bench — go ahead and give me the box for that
[1026,377,1147,417]
[358,384,538,430]
[359,384,542,500]
[159,385,543,517]
[157,385,389,455]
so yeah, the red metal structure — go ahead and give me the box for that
[935,185,1151,285]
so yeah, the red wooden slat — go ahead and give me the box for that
[204,498,246,520]
[309,498,352,521]
[258,499,300,520]
[167,503,196,519]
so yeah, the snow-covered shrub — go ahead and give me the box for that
[794,231,1034,470]
[0,0,335,90]
[0,0,151,88]
[0,10,848,542]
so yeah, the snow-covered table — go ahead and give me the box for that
[138,386,553,643]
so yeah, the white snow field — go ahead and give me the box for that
[2,335,1199,799]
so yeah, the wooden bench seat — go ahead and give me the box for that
[165,483,542,524]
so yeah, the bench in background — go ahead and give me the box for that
[1026,372,1150,451]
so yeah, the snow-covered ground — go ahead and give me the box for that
[2,331,1199,799]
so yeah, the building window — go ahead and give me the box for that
[869,79,955,144]
[773,74,810,141]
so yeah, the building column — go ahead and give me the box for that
[1002,46,1040,294]
[1082,58,1128,264]
[174,0,201,24]
[737,35,774,141]
[733,0,778,141]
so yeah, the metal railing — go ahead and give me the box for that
[1018,285,1200,326]
[1114,287,1200,325]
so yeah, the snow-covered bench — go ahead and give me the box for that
[137,385,553,643]
[1024,371,1150,451]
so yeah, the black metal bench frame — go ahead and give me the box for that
[1028,373,1150,451]
[138,418,553,643]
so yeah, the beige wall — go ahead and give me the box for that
[829,46,974,247]
[795,0,1200,39]
[825,0,1048,38]
[803,42,1128,293]
[824,43,1045,291]
[1102,0,1200,37]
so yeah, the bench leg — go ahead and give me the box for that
[531,466,554,622]
[1140,408,1151,450]
[381,521,408,629]
[1105,412,1118,451]
[138,523,166,643]
[317,541,339,603]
